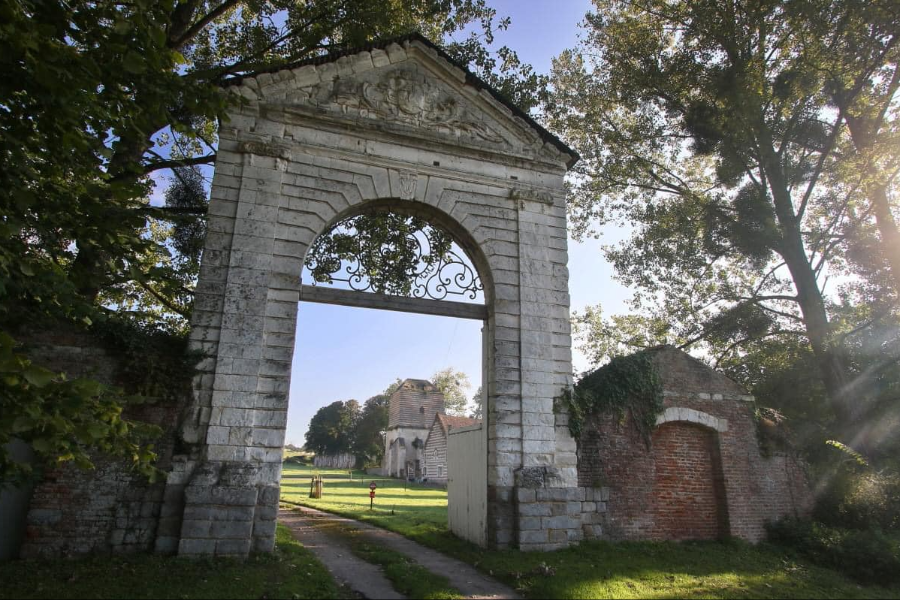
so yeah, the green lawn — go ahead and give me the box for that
[442,539,900,599]
[0,524,349,600]
[280,462,448,540]
[280,463,900,599]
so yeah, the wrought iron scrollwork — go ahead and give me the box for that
[304,212,483,301]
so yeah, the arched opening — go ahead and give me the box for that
[281,200,491,546]
[650,421,729,541]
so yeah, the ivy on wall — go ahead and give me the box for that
[0,332,163,485]
[93,318,199,402]
[557,351,664,443]
[0,318,200,485]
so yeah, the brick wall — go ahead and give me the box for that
[18,328,182,557]
[575,347,812,543]
[650,422,727,541]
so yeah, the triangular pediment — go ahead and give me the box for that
[228,36,577,168]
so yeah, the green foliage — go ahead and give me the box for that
[557,351,663,442]
[825,440,870,468]
[814,467,900,533]
[164,167,208,265]
[305,400,361,456]
[0,333,162,485]
[306,213,454,296]
[93,317,198,402]
[469,386,483,420]
[753,407,796,458]
[547,0,900,428]
[572,305,671,368]
[767,518,900,586]
[430,368,472,417]
[352,394,390,467]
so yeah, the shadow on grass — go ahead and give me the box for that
[426,535,900,600]
[0,525,350,600]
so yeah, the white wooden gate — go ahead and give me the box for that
[447,424,487,547]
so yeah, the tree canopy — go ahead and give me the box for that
[431,367,472,416]
[549,0,900,453]
[0,0,538,482]
[304,399,360,455]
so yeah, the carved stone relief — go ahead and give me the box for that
[273,67,507,146]
[327,69,504,143]
[398,170,418,200]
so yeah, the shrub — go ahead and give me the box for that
[767,518,900,586]
[814,468,900,532]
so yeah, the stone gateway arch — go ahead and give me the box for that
[155,34,583,556]
[12,34,810,560]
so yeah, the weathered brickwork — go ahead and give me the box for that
[576,347,812,543]
[17,329,181,558]
[650,422,728,540]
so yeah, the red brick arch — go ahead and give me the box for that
[649,420,729,541]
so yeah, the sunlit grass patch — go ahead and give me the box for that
[280,463,448,539]
[444,538,900,599]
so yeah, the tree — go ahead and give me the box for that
[304,399,360,455]
[431,367,471,416]
[3,0,542,333]
[1,0,540,481]
[804,0,900,297]
[352,393,390,466]
[572,305,670,369]
[469,385,484,420]
[548,0,900,431]
[381,378,404,398]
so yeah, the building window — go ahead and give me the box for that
[438,466,443,478]
[420,406,425,414]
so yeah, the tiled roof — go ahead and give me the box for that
[436,413,481,433]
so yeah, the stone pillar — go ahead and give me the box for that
[509,190,578,551]
[166,140,297,557]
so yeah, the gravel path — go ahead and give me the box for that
[279,506,520,600]
[279,509,403,599]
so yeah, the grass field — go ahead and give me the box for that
[280,462,448,540]
[280,463,900,599]
[0,524,349,599]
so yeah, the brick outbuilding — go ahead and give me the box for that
[576,346,811,542]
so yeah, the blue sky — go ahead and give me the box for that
[283,0,639,445]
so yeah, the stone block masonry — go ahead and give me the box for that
[162,33,581,556]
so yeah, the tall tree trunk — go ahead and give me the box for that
[845,116,900,297]
[757,137,858,424]
[869,182,900,290]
